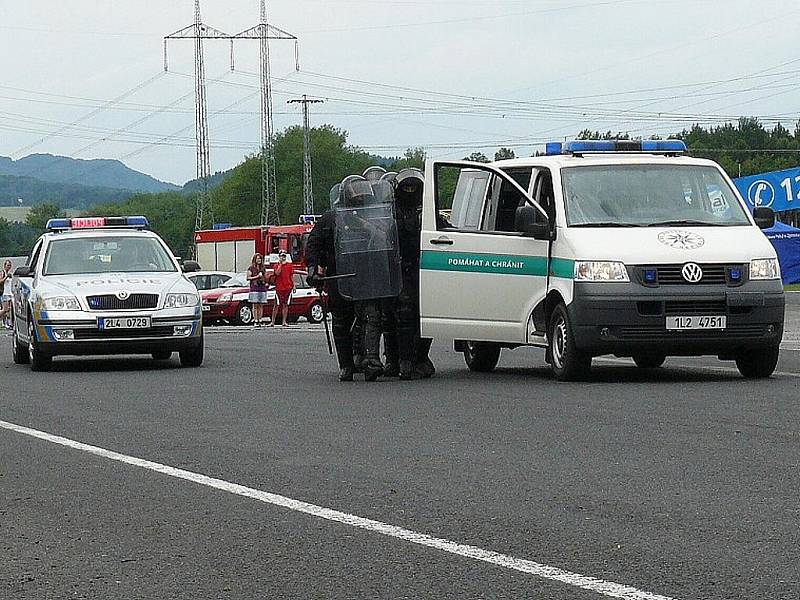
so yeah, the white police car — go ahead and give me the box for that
[10,216,204,370]
[420,140,785,380]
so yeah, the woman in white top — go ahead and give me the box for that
[0,259,13,329]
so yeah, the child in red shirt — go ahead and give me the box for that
[271,250,295,326]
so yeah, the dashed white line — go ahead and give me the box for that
[0,418,676,600]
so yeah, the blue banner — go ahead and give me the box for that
[733,167,800,213]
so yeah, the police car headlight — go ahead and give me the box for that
[574,261,629,282]
[219,292,233,302]
[42,296,81,311]
[165,293,200,308]
[750,258,781,280]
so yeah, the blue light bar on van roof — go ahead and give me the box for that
[546,140,687,156]
[46,216,150,230]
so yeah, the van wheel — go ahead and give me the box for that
[235,303,253,326]
[735,346,779,379]
[12,322,29,365]
[633,354,666,369]
[463,342,501,372]
[28,318,52,372]
[179,337,204,368]
[548,303,591,381]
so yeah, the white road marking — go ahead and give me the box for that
[594,357,800,378]
[0,419,676,600]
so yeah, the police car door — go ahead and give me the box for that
[420,161,551,344]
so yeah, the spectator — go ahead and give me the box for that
[246,254,268,327]
[0,260,12,329]
[271,250,295,327]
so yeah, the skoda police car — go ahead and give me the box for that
[10,216,204,371]
[419,140,785,381]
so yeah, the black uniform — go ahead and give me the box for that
[305,210,356,380]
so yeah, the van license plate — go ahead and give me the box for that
[666,315,726,330]
[99,317,151,330]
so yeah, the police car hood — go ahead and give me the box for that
[561,225,777,264]
[42,272,191,297]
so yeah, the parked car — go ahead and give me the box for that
[201,270,326,326]
[187,271,235,291]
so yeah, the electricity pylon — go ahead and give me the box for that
[232,0,298,226]
[288,95,323,215]
[164,0,229,231]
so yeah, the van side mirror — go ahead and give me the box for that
[14,265,33,278]
[182,260,201,273]
[515,205,553,240]
[753,207,775,230]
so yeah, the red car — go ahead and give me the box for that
[201,270,326,326]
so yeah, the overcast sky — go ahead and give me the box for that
[1,0,799,185]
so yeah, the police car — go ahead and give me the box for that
[420,140,785,380]
[10,216,204,371]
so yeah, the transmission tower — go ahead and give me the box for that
[288,95,323,215]
[163,0,229,231]
[232,0,298,226]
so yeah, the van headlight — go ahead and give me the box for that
[165,292,200,308]
[574,261,629,282]
[750,258,781,280]
[42,296,81,311]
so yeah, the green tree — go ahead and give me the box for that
[495,148,516,161]
[25,203,64,232]
[464,151,490,163]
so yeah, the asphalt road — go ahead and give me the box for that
[2,306,800,599]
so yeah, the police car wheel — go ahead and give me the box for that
[28,318,52,372]
[548,304,591,381]
[12,323,30,365]
[633,354,666,369]
[307,302,325,324]
[152,351,172,361]
[735,346,779,379]
[179,337,204,368]
[463,342,501,372]
[235,303,254,326]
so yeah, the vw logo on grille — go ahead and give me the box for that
[116,291,130,300]
[681,263,703,283]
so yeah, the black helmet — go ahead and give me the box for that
[362,166,387,183]
[395,168,424,195]
[380,171,398,185]
[340,175,374,207]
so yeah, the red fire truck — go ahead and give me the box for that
[194,218,316,272]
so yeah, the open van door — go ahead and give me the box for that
[420,160,553,345]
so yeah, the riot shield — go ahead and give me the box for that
[334,176,402,301]
[362,165,387,183]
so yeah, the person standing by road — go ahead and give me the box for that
[271,250,295,327]
[0,260,12,329]
[247,253,268,327]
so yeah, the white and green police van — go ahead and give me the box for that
[420,140,785,380]
[10,216,204,371]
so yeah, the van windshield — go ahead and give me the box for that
[561,165,752,227]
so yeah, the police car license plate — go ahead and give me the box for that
[99,316,151,330]
[666,315,726,330]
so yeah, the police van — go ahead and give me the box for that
[10,216,204,371]
[420,140,785,380]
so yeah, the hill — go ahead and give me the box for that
[0,154,179,194]
[0,173,133,210]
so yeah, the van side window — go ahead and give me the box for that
[442,169,491,231]
[532,169,556,223]
[484,169,533,232]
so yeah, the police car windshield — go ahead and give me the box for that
[43,236,177,276]
[561,165,751,227]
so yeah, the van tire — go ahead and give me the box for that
[735,346,779,379]
[463,342,501,372]
[633,354,666,369]
[548,303,591,381]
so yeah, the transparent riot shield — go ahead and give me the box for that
[334,176,402,300]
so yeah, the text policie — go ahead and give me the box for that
[306,166,436,382]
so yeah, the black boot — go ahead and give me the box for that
[339,366,354,382]
[399,360,423,381]
[415,357,436,378]
[383,361,400,377]
[363,358,384,382]
[352,354,364,374]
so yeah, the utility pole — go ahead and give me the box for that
[232,0,299,226]
[288,95,323,215]
[163,0,229,232]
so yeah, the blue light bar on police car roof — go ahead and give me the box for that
[46,216,150,230]
[546,140,687,155]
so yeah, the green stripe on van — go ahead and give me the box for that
[421,251,574,279]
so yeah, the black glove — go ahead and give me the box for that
[306,269,322,290]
